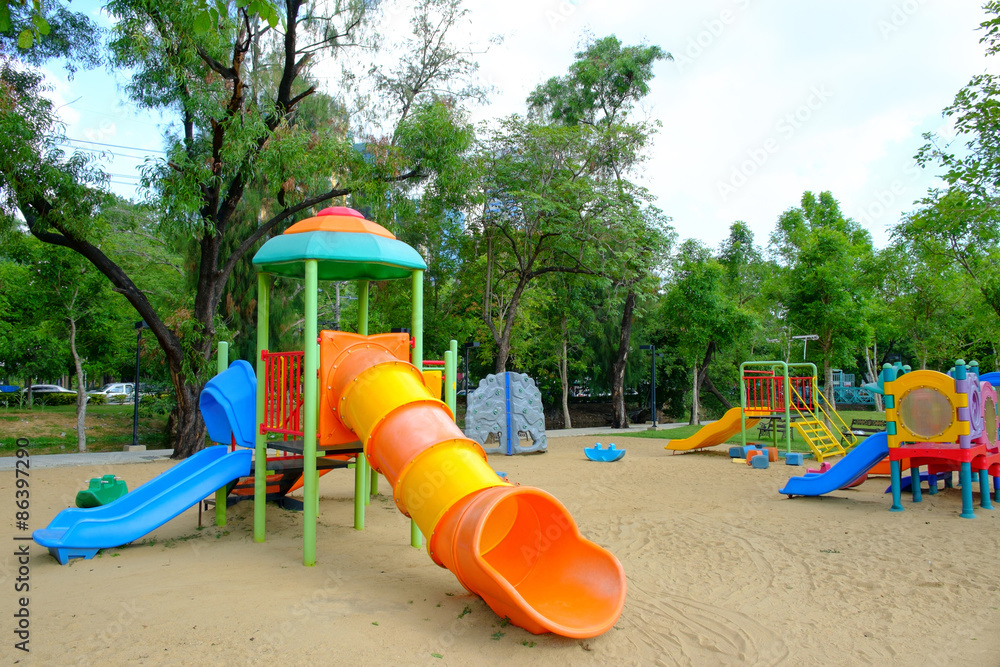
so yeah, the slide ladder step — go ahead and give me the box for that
[794,420,847,462]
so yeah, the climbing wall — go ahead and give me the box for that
[464,372,547,455]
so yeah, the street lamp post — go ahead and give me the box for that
[640,345,657,429]
[791,334,819,361]
[463,341,480,395]
[132,320,149,448]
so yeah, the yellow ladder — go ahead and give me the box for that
[787,383,854,463]
[792,419,847,463]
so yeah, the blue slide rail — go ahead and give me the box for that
[779,432,888,497]
[33,446,251,564]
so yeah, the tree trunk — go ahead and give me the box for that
[690,364,700,426]
[863,343,884,412]
[170,379,207,459]
[699,371,733,410]
[68,315,88,453]
[694,341,733,410]
[610,289,636,428]
[823,358,835,409]
[559,316,572,429]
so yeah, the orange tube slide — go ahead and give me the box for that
[321,332,625,638]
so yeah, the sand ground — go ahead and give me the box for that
[2,436,999,666]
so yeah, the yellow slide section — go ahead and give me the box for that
[664,407,759,452]
[321,332,626,638]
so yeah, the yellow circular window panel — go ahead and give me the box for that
[983,396,998,447]
[898,387,954,440]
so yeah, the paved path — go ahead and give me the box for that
[0,448,174,471]
[0,422,690,470]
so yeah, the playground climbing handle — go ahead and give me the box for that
[321,331,626,638]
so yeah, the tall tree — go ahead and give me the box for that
[2,1,476,457]
[769,191,874,406]
[660,239,757,424]
[527,34,672,427]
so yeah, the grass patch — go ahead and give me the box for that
[0,403,170,456]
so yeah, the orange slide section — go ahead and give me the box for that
[321,332,626,638]
[664,407,760,452]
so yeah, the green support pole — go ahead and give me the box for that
[910,464,922,502]
[215,341,229,527]
[739,362,748,449]
[254,273,271,542]
[410,270,425,549]
[444,346,457,416]
[959,462,976,519]
[448,340,458,410]
[889,459,904,512]
[978,470,993,509]
[354,280,369,531]
[784,366,792,454]
[303,260,319,566]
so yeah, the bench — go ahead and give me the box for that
[843,418,886,439]
[756,417,788,439]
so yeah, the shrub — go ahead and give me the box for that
[138,392,176,418]
[0,392,107,407]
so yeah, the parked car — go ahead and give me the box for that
[88,383,135,403]
[25,384,76,394]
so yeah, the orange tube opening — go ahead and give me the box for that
[431,486,626,638]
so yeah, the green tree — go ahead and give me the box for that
[908,5,1000,324]
[660,238,757,424]
[526,34,673,427]
[769,191,874,406]
[2,1,478,457]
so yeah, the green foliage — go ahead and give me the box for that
[527,35,670,126]
[0,391,106,407]
[769,191,875,386]
[1,1,101,74]
[138,392,176,418]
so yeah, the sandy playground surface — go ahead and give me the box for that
[2,435,999,666]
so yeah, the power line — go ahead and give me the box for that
[63,137,167,155]
[55,143,149,160]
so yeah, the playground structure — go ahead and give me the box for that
[882,360,999,517]
[33,206,625,639]
[665,361,856,462]
[780,360,1000,518]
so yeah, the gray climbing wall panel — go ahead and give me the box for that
[464,372,547,455]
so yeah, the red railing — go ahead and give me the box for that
[743,370,815,412]
[261,350,304,437]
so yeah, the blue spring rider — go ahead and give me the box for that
[585,443,626,462]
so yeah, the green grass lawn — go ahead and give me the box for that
[608,409,885,454]
[0,403,171,456]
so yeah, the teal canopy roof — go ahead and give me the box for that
[252,230,426,281]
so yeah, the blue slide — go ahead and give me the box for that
[779,432,888,497]
[199,360,257,448]
[33,446,251,564]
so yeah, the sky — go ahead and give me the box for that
[41,0,996,251]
